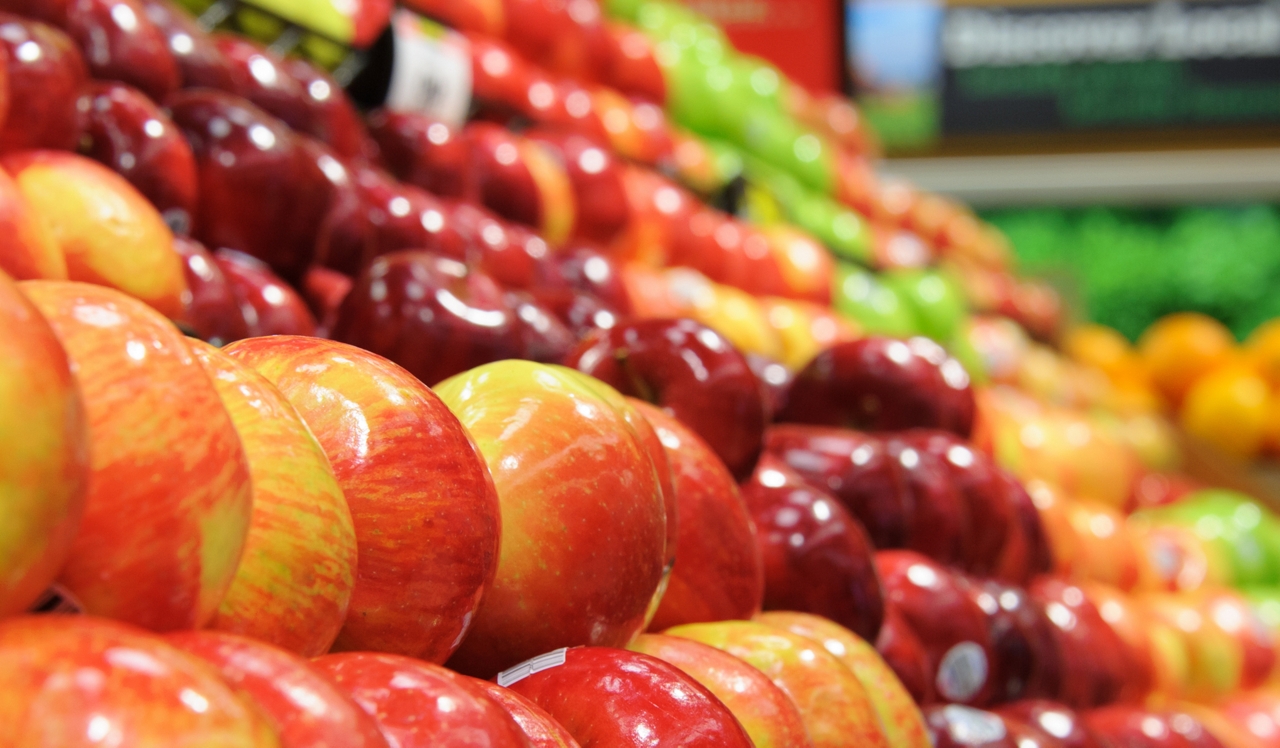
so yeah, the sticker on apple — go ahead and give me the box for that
[28,584,85,615]
[935,641,988,702]
[385,10,473,127]
[496,647,568,687]
[941,704,1006,745]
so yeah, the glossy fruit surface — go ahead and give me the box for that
[0,15,86,152]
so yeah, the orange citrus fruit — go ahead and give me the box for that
[1138,313,1236,405]
[1246,318,1280,389]
[1179,363,1269,460]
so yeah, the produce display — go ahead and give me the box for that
[0,0,1279,747]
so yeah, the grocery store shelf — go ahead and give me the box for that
[881,148,1280,207]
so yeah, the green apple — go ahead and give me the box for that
[1135,490,1279,586]
[832,263,920,336]
[883,268,969,343]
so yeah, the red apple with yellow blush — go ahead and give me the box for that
[0,166,65,281]
[471,680,581,748]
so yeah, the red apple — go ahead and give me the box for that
[468,33,536,120]
[366,109,471,199]
[779,336,975,437]
[526,129,629,245]
[0,271,87,617]
[628,633,813,748]
[603,22,665,103]
[563,317,770,478]
[435,362,667,677]
[76,81,197,233]
[0,15,86,153]
[762,425,909,549]
[741,454,885,642]
[189,341,356,656]
[137,0,235,89]
[169,88,333,281]
[223,336,501,662]
[22,280,253,631]
[666,620,891,748]
[329,251,522,387]
[213,248,317,337]
[925,705,1063,748]
[502,646,754,748]
[166,630,389,748]
[876,550,997,706]
[345,164,459,264]
[885,435,968,565]
[633,400,762,630]
[210,35,309,126]
[0,616,278,745]
[314,651,531,748]
[876,605,935,704]
[536,243,631,315]
[465,121,575,246]
[506,289,577,363]
[997,701,1100,748]
[172,234,248,345]
[279,56,373,161]
[500,0,604,81]
[1028,577,1131,709]
[300,265,351,337]
[993,468,1055,584]
[1084,706,1222,748]
[63,0,178,102]
[757,611,931,748]
[962,576,1063,702]
[0,165,65,281]
[468,216,551,290]
[472,680,582,748]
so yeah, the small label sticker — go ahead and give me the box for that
[942,704,1007,745]
[385,10,472,127]
[496,648,568,688]
[936,641,988,702]
[28,584,85,615]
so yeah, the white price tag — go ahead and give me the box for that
[385,10,473,127]
[935,641,988,703]
[941,705,1007,746]
[496,648,568,687]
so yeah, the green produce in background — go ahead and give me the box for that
[833,263,920,337]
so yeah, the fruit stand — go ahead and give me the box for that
[0,0,1278,746]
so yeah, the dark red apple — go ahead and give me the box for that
[166,630,390,748]
[76,81,197,232]
[137,0,235,90]
[962,577,1063,703]
[740,453,885,643]
[1083,706,1223,748]
[366,109,471,199]
[169,88,333,281]
[563,317,770,478]
[877,550,996,706]
[506,290,576,364]
[904,430,1013,576]
[876,605,934,704]
[778,336,975,437]
[603,22,664,104]
[502,646,754,748]
[634,401,763,631]
[539,244,630,316]
[0,14,86,153]
[465,120,575,246]
[763,425,909,549]
[993,469,1054,584]
[468,34,536,121]
[172,234,248,345]
[464,213,550,290]
[925,705,1064,748]
[526,129,629,245]
[210,35,309,129]
[885,436,968,566]
[471,680,582,748]
[349,164,459,263]
[747,353,792,416]
[212,248,317,337]
[501,0,604,81]
[300,266,351,337]
[997,701,1100,748]
[63,0,178,102]
[330,250,521,386]
[313,651,531,748]
[279,56,373,162]
[1028,578,1131,709]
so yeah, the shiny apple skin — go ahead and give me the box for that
[0,164,65,281]
[756,611,931,748]
[0,616,280,746]
[347,164,459,264]
[137,0,235,89]
[666,620,890,748]
[506,289,577,364]
[167,630,388,748]
[190,341,356,656]
[563,317,770,478]
[634,401,763,630]
[22,280,253,631]
[313,652,531,748]
[169,88,332,282]
[925,704,1063,748]
[526,129,629,245]
[436,362,667,677]
[211,35,309,130]
[885,435,969,565]
[779,336,975,436]
[0,272,87,617]
[0,14,87,153]
[330,251,522,387]
[224,337,501,662]
[536,243,631,316]
[76,81,197,232]
[742,455,885,642]
[279,56,373,161]
[905,430,1013,576]
[876,550,997,706]
[763,425,909,549]
[66,0,178,102]
[962,576,1063,703]
[876,605,935,703]
[3,149,187,317]
[301,265,351,336]
[367,109,471,199]
[1028,578,1131,709]
[993,468,1055,584]
[465,121,542,229]
[623,397,678,591]
[213,248,317,337]
[997,701,1101,748]
[1083,706,1221,748]
[629,633,814,748]
[172,235,248,345]
[504,646,754,748]
[471,680,582,748]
